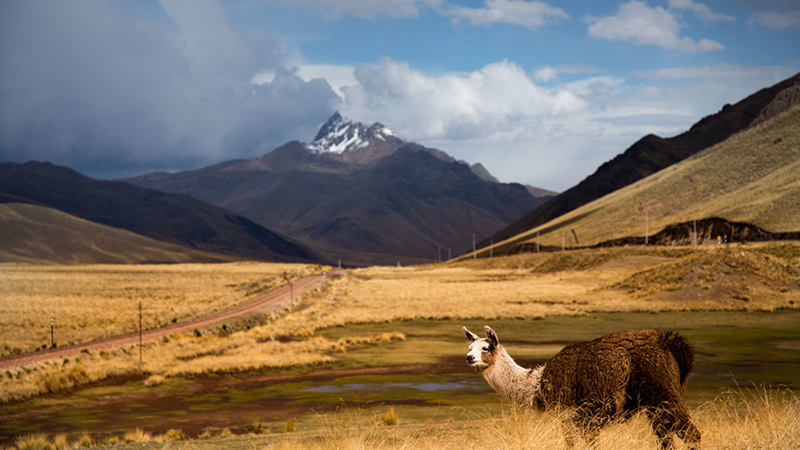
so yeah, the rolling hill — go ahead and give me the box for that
[0,161,326,264]
[469,104,800,257]
[0,203,237,264]
[125,114,550,266]
[484,72,800,248]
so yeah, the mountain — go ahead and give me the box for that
[0,161,325,263]
[0,203,237,264]
[469,103,800,257]
[125,114,551,266]
[484,72,800,247]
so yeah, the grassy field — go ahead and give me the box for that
[2,246,799,448]
[475,105,800,257]
[0,262,318,356]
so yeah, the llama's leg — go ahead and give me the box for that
[647,407,677,450]
[674,415,701,450]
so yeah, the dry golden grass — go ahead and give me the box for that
[155,387,797,450]
[0,262,314,356]
[0,323,405,402]
[478,105,800,256]
[248,245,799,341]
[2,245,797,404]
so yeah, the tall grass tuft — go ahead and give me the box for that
[14,433,51,450]
[52,433,68,450]
[380,407,398,426]
[78,432,92,448]
[123,427,152,443]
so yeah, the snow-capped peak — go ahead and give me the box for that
[307,112,404,155]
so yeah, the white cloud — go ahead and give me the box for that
[294,64,358,99]
[274,0,442,19]
[446,0,569,30]
[533,65,605,82]
[632,62,796,83]
[340,58,585,141]
[584,1,725,53]
[666,0,736,23]
[331,57,794,191]
[748,10,800,30]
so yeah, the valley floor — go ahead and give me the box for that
[2,244,799,449]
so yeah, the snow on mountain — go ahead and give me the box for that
[305,112,505,183]
[306,112,405,155]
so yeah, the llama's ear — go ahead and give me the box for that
[484,326,499,347]
[463,327,479,342]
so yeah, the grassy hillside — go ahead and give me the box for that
[488,72,800,246]
[0,203,238,264]
[474,105,800,257]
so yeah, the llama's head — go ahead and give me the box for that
[463,326,499,370]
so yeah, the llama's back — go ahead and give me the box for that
[539,329,693,411]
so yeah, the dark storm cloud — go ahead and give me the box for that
[0,0,339,179]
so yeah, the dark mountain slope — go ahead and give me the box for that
[487,72,800,246]
[0,161,325,263]
[126,142,545,265]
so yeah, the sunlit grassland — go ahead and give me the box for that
[16,387,798,450]
[2,245,798,404]
[0,262,316,356]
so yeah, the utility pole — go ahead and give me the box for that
[448,248,451,260]
[473,234,476,259]
[490,240,493,258]
[139,302,143,364]
[645,211,649,246]
[50,317,54,348]
[562,232,565,251]
[536,230,540,253]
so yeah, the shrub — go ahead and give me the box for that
[286,417,297,433]
[144,374,165,387]
[381,407,398,426]
[163,429,184,441]
[245,422,264,435]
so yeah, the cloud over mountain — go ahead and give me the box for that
[0,0,338,178]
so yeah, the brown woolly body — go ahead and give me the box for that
[464,327,701,449]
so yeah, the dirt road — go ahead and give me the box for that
[0,271,344,369]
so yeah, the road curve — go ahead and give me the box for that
[0,271,345,370]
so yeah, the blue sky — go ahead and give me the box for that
[1,0,799,191]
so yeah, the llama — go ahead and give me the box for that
[464,326,701,448]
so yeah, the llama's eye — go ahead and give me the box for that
[481,347,489,353]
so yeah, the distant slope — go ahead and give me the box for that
[0,203,236,264]
[0,162,326,263]
[472,105,800,257]
[486,72,800,247]
[126,140,547,266]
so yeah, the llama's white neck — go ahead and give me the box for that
[482,346,544,409]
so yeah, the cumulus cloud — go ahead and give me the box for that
[584,1,725,53]
[533,65,605,83]
[340,58,585,141]
[274,0,442,20]
[446,0,569,30]
[666,0,736,23]
[0,0,339,178]
[748,10,800,30]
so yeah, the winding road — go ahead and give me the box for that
[0,271,344,370]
